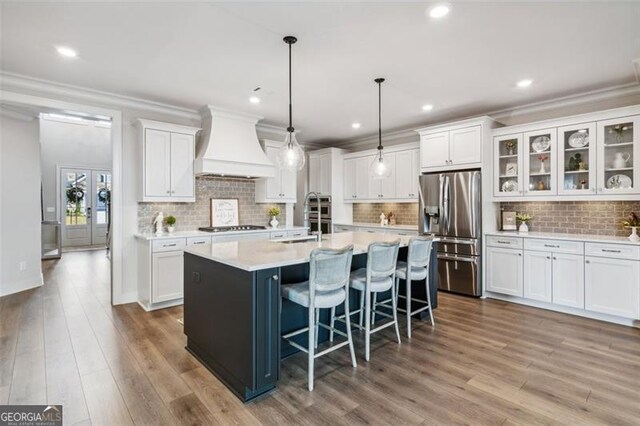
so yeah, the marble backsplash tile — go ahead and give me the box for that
[352,203,419,225]
[137,177,286,233]
[500,201,640,236]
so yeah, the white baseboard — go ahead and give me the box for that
[0,274,44,298]
[113,291,137,305]
[485,291,640,328]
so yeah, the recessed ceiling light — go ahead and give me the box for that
[249,96,260,104]
[517,79,533,88]
[352,122,361,129]
[422,104,434,112]
[429,4,450,19]
[56,46,77,58]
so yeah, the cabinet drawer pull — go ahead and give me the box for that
[602,249,621,253]
[496,240,512,244]
[544,244,559,248]
[163,243,177,247]
[193,241,205,245]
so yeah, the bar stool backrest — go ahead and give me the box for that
[408,237,434,269]
[309,245,354,294]
[367,240,400,279]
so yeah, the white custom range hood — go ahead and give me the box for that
[195,106,276,178]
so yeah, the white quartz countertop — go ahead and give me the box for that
[333,222,419,231]
[184,231,436,271]
[485,230,640,246]
[135,226,308,241]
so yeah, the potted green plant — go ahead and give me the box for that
[516,213,532,234]
[622,212,640,242]
[166,215,177,233]
[267,206,281,228]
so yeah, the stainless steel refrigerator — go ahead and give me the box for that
[418,170,481,296]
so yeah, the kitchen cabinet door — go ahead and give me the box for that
[309,154,331,195]
[486,246,523,297]
[523,128,557,197]
[494,133,524,198]
[596,115,640,196]
[343,158,357,200]
[420,131,449,169]
[395,150,419,199]
[585,256,640,318]
[170,132,195,198]
[552,253,584,309]
[144,129,171,197]
[557,123,597,195]
[379,152,396,199]
[152,251,184,303]
[280,167,297,200]
[355,156,371,199]
[450,126,482,166]
[523,250,552,302]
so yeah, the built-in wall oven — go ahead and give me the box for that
[308,195,332,234]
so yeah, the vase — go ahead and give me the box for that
[519,222,529,234]
[539,161,546,174]
[628,226,640,243]
[270,216,279,228]
[167,226,175,233]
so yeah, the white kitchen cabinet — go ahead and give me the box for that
[355,156,372,199]
[494,133,524,198]
[138,119,200,202]
[558,123,597,195]
[552,253,585,309]
[255,141,297,203]
[585,256,640,318]
[486,246,523,297]
[395,149,419,199]
[309,153,331,195]
[420,131,449,169]
[450,126,482,166]
[343,158,357,200]
[596,115,640,196]
[368,152,396,199]
[522,128,557,196]
[419,125,482,171]
[152,251,184,304]
[523,250,552,302]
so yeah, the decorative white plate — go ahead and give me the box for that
[606,174,632,189]
[568,131,589,148]
[531,136,551,153]
[501,180,518,193]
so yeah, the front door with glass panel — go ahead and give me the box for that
[61,168,112,247]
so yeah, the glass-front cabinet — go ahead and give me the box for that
[597,116,640,195]
[494,134,523,197]
[557,123,596,195]
[523,129,556,196]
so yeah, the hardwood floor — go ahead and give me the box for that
[1,250,639,425]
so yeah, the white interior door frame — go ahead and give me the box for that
[1,90,124,305]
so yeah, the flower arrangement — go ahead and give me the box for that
[516,213,532,224]
[166,215,176,226]
[622,212,640,228]
[538,154,549,163]
[505,140,517,154]
[267,206,281,218]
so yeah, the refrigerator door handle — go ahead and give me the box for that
[443,175,451,234]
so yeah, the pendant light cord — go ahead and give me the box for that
[288,40,293,133]
[378,80,382,151]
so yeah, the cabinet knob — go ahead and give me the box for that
[546,256,550,259]
[166,190,170,194]
[518,253,522,256]
[553,257,557,260]
[585,260,590,264]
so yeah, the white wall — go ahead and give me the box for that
[40,116,111,221]
[0,113,43,296]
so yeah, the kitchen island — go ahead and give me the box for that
[183,231,438,402]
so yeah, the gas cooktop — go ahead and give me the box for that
[198,225,267,233]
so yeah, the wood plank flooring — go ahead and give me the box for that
[1,250,639,425]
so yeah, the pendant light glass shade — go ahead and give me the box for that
[277,131,305,171]
[277,35,305,171]
[370,77,390,179]
[370,150,392,179]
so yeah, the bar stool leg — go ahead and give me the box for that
[371,293,377,325]
[344,294,357,368]
[365,290,371,362]
[329,306,336,342]
[315,308,320,349]
[406,276,412,339]
[359,290,365,327]
[308,306,315,391]
[425,275,435,326]
[391,274,401,344]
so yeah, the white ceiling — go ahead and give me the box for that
[2,2,639,145]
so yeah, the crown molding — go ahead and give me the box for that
[488,82,640,122]
[0,72,201,121]
[335,127,418,152]
[633,58,640,84]
[0,106,36,122]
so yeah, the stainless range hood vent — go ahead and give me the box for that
[195,105,276,178]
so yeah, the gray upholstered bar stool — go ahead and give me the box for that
[281,245,357,391]
[334,240,401,362]
[394,236,434,338]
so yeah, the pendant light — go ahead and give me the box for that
[276,35,305,171]
[370,77,392,179]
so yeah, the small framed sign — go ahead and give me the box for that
[210,198,239,227]
[501,211,517,231]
